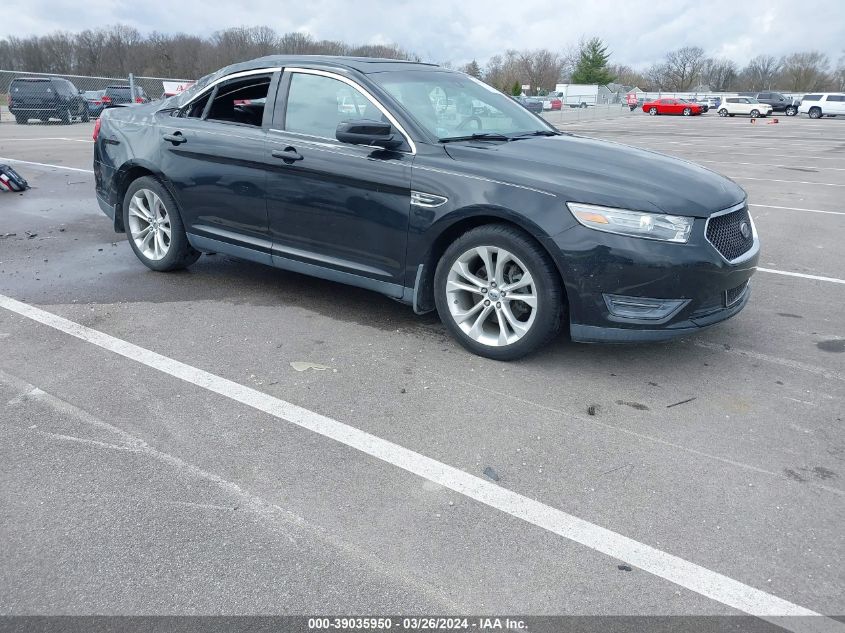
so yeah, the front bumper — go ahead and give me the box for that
[549,215,759,344]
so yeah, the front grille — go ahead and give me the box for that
[706,206,755,261]
[725,281,749,307]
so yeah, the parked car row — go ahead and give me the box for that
[6,76,151,124]
[637,91,845,120]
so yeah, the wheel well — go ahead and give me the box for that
[415,216,568,314]
[112,166,155,232]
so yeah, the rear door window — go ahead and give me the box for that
[204,74,272,127]
[802,94,822,101]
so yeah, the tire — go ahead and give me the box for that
[718,108,728,117]
[59,108,71,125]
[81,107,89,123]
[750,109,760,118]
[649,107,658,116]
[809,107,822,119]
[786,106,797,116]
[433,224,563,361]
[729,114,735,117]
[14,115,27,124]
[123,176,201,272]
[683,107,691,116]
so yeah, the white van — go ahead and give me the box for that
[798,93,845,119]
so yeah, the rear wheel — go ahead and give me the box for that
[649,107,658,116]
[808,107,822,119]
[59,108,71,125]
[718,108,728,117]
[14,115,27,124]
[123,176,200,272]
[785,106,797,116]
[80,107,89,123]
[434,224,563,361]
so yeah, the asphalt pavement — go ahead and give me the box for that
[0,113,842,626]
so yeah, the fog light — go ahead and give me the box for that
[604,294,688,321]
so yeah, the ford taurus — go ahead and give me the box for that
[94,56,759,360]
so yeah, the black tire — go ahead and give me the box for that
[786,106,797,116]
[683,107,691,116]
[81,107,89,122]
[750,109,760,118]
[649,107,658,116]
[809,107,822,119]
[718,108,728,117]
[15,115,27,124]
[59,108,71,125]
[434,224,563,361]
[123,176,201,272]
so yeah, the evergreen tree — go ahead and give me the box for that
[571,37,615,85]
[462,59,482,78]
[511,80,522,96]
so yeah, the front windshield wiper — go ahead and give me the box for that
[511,130,561,138]
[439,132,513,143]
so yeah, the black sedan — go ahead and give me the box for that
[512,95,544,114]
[93,56,758,360]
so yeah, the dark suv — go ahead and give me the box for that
[103,85,150,105]
[8,77,88,124]
[738,92,799,116]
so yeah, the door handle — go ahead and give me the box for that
[272,147,304,163]
[163,132,186,145]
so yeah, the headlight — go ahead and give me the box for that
[566,202,693,243]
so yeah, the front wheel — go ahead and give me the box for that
[123,176,200,272]
[750,109,760,118]
[809,107,822,119]
[682,107,691,116]
[718,108,728,117]
[649,107,658,116]
[434,224,563,360]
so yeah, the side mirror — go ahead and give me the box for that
[336,119,402,150]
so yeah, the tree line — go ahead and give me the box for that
[1,25,842,94]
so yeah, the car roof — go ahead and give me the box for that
[220,55,439,76]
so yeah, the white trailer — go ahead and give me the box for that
[553,84,613,108]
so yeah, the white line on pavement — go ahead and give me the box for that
[0,137,93,143]
[0,292,840,633]
[758,268,845,285]
[0,156,93,174]
[750,204,845,217]
[697,159,845,172]
[730,176,845,187]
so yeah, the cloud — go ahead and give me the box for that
[3,0,842,70]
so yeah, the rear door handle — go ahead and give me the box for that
[163,132,186,145]
[272,147,304,163]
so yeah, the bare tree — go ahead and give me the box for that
[607,64,646,88]
[701,58,738,92]
[661,46,707,91]
[518,49,563,94]
[779,51,830,91]
[741,55,781,90]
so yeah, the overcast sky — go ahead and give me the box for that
[4,0,843,69]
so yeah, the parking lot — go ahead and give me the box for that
[1,113,843,628]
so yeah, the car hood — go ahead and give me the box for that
[443,134,746,218]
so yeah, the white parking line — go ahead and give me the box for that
[758,268,845,285]
[750,204,845,217]
[697,160,845,172]
[0,293,839,633]
[0,156,93,174]
[0,137,93,143]
[730,176,845,188]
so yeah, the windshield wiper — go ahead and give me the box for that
[439,132,513,143]
[511,130,561,138]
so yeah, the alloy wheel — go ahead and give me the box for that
[445,246,538,347]
[128,188,172,261]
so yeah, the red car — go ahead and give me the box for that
[642,98,702,116]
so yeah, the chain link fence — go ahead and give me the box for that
[0,70,193,125]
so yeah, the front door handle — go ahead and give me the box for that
[272,147,304,163]
[163,132,186,145]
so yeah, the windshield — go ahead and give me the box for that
[370,70,555,141]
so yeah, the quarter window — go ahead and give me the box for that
[285,72,381,139]
[827,95,845,102]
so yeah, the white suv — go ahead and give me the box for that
[798,93,845,119]
[717,97,773,118]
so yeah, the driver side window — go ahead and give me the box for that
[285,72,381,139]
